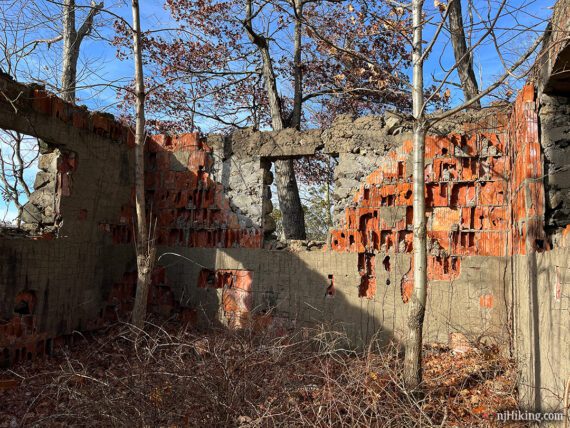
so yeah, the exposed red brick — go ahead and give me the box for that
[479,294,494,309]
[32,89,53,115]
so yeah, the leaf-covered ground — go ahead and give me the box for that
[0,323,526,427]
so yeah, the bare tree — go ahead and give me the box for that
[129,0,156,328]
[296,0,552,390]
[0,132,38,226]
[242,0,306,239]
[116,0,411,241]
[61,0,104,102]
[402,0,545,390]
[0,0,104,225]
[446,0,480,106]
[403,0,428,391]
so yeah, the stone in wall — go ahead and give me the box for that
[207,133,273,235]
[20,148,77,233]
[221,154,265,229]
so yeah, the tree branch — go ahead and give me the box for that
[428,33,544,123]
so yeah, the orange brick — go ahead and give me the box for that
[478,181,506,206]
[431,207,460,231]
[479,294,494,309]
[425,136,452,159]
[426,183,449,207]
[521,84,535,102]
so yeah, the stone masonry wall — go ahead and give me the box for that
[539,94,570,233]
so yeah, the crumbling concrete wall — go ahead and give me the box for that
[140,133,263,248]
[514,240,570,413]
[539,94,570,233]
[223,115,402,230]
[0,51,568,421]
[537,0,570,95]
[0,76,137,364]
[0,75,262,365]
[537,0,570,238]
[513,1,570,411]
[328,108,512,306]
[154,247,509,348]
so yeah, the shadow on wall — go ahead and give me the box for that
[155,247,400,351]
[147,139,509,351]
[133,138,400,349]
[0,78,514,366]
[0,117,386,366]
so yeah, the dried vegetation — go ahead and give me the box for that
[0,322,525,427]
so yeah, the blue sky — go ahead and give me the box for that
[76,0,557,113]
[0,0,557,222]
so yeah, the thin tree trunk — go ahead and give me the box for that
[259,42,305,240]
[325,179,331,226]
[448,0,480,107]
[291,0,303,129]
[403,0,428,391]
[130,0,155,329]
[243,0,306,240]
[274,159,305,239]
[61,0,103,103]
[61,0,78,102]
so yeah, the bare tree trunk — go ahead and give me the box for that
[61,0,103,103]
[243,0,306,240]
[325,156,332,227]
[325,179,331,226]
[274,159,305,239]
[448,0,480,107]
[61,0,78,102]
[403,0,428,391]
[291,0,303,129]
[130,0,155,329]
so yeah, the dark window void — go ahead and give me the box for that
[326,274,335,297]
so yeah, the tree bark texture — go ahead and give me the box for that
[61,0,103,103]
[130,0,155,329]
[448,0,480,107]
[403,0,428,391]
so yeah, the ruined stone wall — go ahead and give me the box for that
[539,93,570,234]
[0,75,262,365]
[0,77,136,364]
[329,109,512,305]
[505,76,570,414]
[224,114,404,228]
[537,0,570,237]
[0,69,569,421]
[142,133,263,248]
[537,0,570,94]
